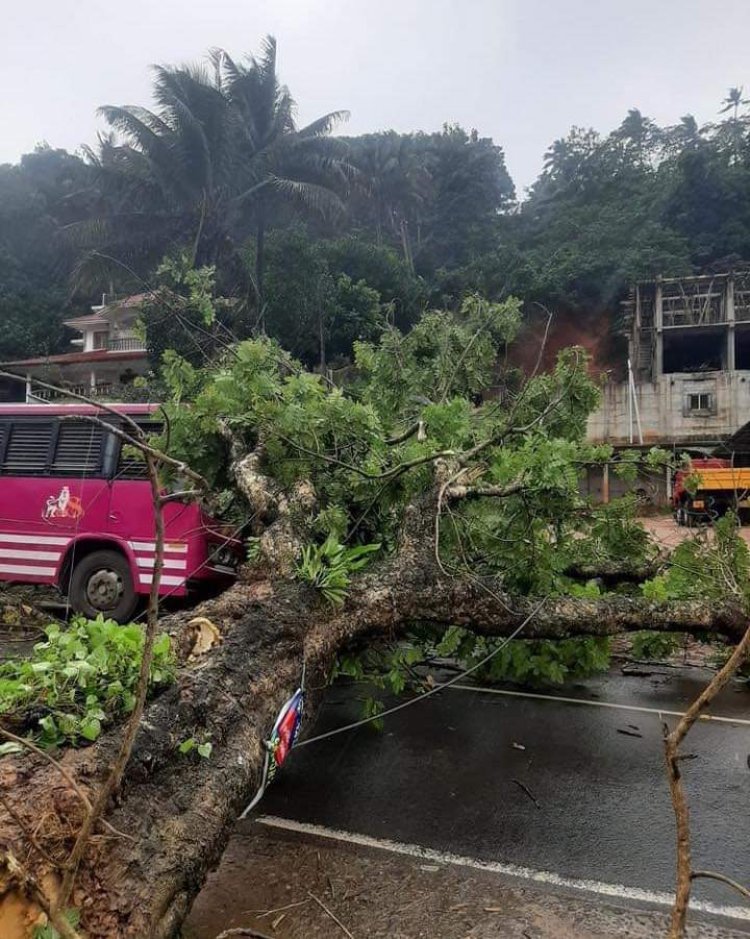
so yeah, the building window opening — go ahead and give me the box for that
[687,392,713,413]
[663,331,724,373]
[735,329,750,369]
[92,331,109,350]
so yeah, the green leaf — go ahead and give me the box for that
[0,741,24,757]
[80,716,102,741]
[0,617,176,749]
[153,634,171,657]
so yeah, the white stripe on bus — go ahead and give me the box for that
[135,556,188,570]
[138,574,186,587]
[0,534,70,547]
[0,549,61,562]
[0,563,57,577]
[129,541,188,553]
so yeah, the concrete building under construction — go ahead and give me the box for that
[587,271,750,448]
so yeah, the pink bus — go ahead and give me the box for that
[0,403,242,622]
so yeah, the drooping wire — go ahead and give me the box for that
[296,599,547,749]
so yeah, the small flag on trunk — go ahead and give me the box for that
[240,687,304,817]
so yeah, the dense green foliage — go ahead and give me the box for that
[2,38,748,697]
[642,513,750,605]
[0,618,175,747]
[7,36,750,366]
[0,147,91,360]
[296,536,380,605]
[147,277,676,690]
[156,293,628,577]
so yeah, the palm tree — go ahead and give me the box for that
[662,115,702,158]
[720,86,748,120]
[717,87,750,162]
[73,37,353,326]
[216,37,353,319]
[69,64,235,291]
[346,131,430,268]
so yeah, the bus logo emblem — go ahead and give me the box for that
[43,486,85,521]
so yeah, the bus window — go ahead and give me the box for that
[51,420,104,476]
[116,422,163,479]
[1,421,54,476]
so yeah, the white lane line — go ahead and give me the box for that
[258,816,750,922]
[446,684,750,727]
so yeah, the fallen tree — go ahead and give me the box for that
[1,543,744,937]
[1,295,747,937]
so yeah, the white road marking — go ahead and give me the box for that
[446,684,750,727]
[258,816,750,922]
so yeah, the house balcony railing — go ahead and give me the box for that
[106,337,146,352]
[31,383,115,402]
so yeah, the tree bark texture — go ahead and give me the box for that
[0,553,745,938]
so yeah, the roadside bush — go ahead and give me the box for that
[0,617,175,748]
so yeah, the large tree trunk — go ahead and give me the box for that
[0,548,744,938]
[0,557,740,939]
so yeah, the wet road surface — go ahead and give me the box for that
[258,667,750,930]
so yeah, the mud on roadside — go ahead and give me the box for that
[0,584,61,661]
[184,822,746,939]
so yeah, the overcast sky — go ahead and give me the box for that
[3,0,750,193]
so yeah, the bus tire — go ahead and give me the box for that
[69,550,139,624]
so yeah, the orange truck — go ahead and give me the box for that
[672,457,750,525]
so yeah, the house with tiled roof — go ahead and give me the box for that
[0,294,151,401]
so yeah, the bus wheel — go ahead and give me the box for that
[70,550,138,624]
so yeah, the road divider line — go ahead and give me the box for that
[257,816,750,922]
[446,684,750,726]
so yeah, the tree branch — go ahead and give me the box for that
[0,369,143,438]
[57,449,167,911]
[691,870,750,901]
[664,618,750,938]
[385,420,425,445]
[444,480,528,501]
[62,413,208,490]
[0,727,129,841]
[1,849,82,939]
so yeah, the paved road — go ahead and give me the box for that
[260,666,750,930]
[642,513,750,550]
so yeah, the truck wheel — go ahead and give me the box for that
[69,550,139,623]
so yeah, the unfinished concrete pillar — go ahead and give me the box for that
[654,278,663,378]
[727,274,736,371]
[633,285,641,374]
